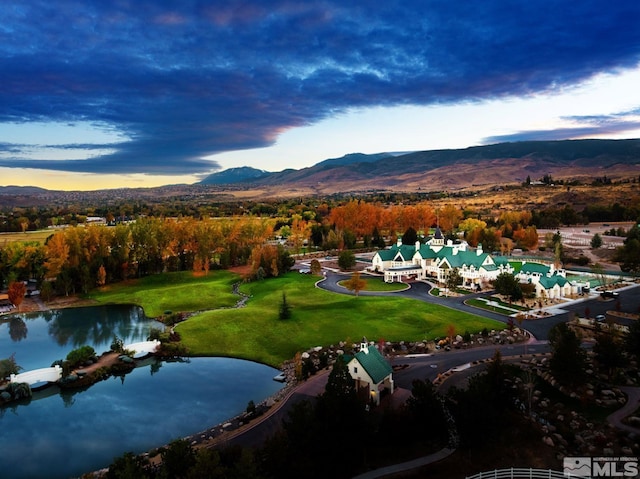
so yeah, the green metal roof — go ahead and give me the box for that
[520,262,550,275]
[353,347,392,384]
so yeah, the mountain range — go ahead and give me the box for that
[198,139,640,195]
[1,139,640,205]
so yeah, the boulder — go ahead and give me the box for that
[543,436,555,447]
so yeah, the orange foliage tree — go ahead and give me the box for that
[8,281,27,310]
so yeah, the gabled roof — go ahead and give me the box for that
[539,274,568,289]
[376,244,416,262]
[520,262,550,275]
[352,347,392,384]
[434,248,490,269]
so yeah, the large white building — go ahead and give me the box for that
[371,228,513,288]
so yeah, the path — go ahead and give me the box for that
[607,386,640,435]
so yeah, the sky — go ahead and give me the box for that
[1,1,640,191]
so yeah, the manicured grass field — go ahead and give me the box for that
[177,273,504,366]
[337,277,408,292]
[85,270,504,366]
[85,270,240,317]
[0,229,55,245]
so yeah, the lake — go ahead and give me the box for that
[0,306,285,479]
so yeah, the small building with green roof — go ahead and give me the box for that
[345,337,394,406]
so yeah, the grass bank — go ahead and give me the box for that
[177,273,504,366]
[85,270,504,367]
[85,270,239,318]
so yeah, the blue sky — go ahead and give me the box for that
[1,1,640,190]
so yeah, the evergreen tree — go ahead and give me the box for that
[279,291,292,320]
[548,323,587,385]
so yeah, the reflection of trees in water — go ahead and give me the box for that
[9,317,28,342]
[47,305,158,349]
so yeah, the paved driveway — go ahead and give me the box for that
[316,270,639,341]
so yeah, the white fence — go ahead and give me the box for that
[466,468,571,479]
[10,366,62,385]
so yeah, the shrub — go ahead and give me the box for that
[65,345,96,367]
[337,250,356,270]
[0,354,21,380]
[6,381,32,400]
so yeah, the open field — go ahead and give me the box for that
[85,270,240,318]
[0,229,54,245]
[174,273,504,366]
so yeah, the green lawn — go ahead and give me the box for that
[337,277,408,292]
[177,273,504,366]
[85,270,240,317]
[84,270,505,367]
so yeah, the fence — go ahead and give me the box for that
[466,468,571,479]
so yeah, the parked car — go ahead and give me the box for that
[600,291,619,299]
[595,314,606,322]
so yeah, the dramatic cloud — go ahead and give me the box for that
[1,0,640,175]
[483,109,640,143]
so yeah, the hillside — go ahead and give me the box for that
[1,139,640,207]
[199,139,640,196]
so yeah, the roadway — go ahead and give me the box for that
[315,269,639,340]
[221,267,639,450]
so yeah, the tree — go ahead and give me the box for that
[445,267,463,292]
[7,281,27,310]
[548,323,586,385]
[106,452,150,479]
[0,353,21,379]
[492,272,522,302]
[593,329,625,379]
[590,233,603,249]
[159,439,196,479]
[406,378,448,441]
[343,271,367,296]
[96,264,107,286]
[309,258,322,275]
[337,250,356,270]
[614,223,640,273]
[625,319,640,359]
[401,226,418,245]
[279,291,292,320]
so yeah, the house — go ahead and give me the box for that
[515,261,575,299]
[345,337,394,406]
[371,227,513,288]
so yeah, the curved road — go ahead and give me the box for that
[204,270,640,477]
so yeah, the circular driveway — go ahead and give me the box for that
[315,269,639,341]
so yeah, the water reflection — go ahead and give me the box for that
[0,357,285,479]
[0,305,164,371]
[9,317,27,341]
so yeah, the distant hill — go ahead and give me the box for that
[236,139,640,194]
[1,139,640,205]
[0,185,49,195]
[314,152,396,169]
[199,166,269,185]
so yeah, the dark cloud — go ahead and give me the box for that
[1,0,640,174]
[483,110,640,143]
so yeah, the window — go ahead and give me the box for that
[354,367,358,373]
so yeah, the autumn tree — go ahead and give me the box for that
[44,232,70,279]
[96,265,107,286]
[343,271,367,296]
[8,281,27,310]
[438,204,463,233]
[310,259,322,275]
